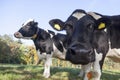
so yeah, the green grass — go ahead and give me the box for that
[0,64,120,80]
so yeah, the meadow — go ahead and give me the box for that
[0,35,120,80]
[0,63,120,80]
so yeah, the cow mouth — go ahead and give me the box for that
[65,52,91,65]
[14,32,34,39]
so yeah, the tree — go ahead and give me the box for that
[0,38,11,63]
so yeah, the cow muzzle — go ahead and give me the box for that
[66,45,95,64]
[14,32,23,38]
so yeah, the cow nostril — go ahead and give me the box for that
[68,48,76,55]
[88,49,93,56]
[14,32,19,36]
[14,32,21,38]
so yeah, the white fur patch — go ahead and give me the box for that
[23,19,34,26]
[45,29,54,38]
[107,40,120,57]
[88,12,102,20]
[37,50,52,78]
[72,12,86,20]
[107,47,120,58]
[111,49,120,54]
[80,63,92,80]
[37,50,41,60]
[43,54,52,78]
[52,43,66,60]
[37,50,47,60]
[94,49,103,61]
[93,49,102,80]
[104,28,107,32]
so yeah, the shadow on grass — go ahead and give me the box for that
[0,64,44,80]
[50,67,82,80]
[0,64,120,80]
[101,70,120,80]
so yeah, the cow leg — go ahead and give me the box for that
[78,65,85,77]
[35,50,41,65]
[36,50,52,78]
[93,50,103,80]
[82,63,92,80]
[43,54,52,78]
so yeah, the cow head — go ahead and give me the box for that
[65,14,110,64]
[49,9,87,37]
[14,19,39,39]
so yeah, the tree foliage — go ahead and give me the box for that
[0,34,38,64]
[0,35,23,63]
[0,38,11,63]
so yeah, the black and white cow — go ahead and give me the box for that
[49,9,90,78]
[65,14,110,80]
[14,19,67,78]
[88,12,120,63]
[49,9,110,80]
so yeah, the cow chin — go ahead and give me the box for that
[65,48,95,65]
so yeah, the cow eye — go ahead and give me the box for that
[87,24,93,29]
[65,23,73,29]
[21,25,30,31]
[25,25,30,28]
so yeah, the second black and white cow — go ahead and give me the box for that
[14,19,67,78]
[49,9,110,80]
[88,12,120,63]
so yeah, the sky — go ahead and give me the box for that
[1,0,120,45]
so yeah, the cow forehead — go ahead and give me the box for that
[22,19,34,26]
[78,15,94,25]
[72,12,86,20]
[71,15,95,36]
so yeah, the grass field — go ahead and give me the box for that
[0,64,120,80]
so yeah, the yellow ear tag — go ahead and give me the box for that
[98,23,105,29]
[54,24,61,30]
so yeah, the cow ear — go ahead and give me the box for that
[96,18,111,30]
[49,19,65,31]
[34,22,38,25]
[33,22,38,27]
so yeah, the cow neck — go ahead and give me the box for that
[32,27,39,40]
[33,28,51,41]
